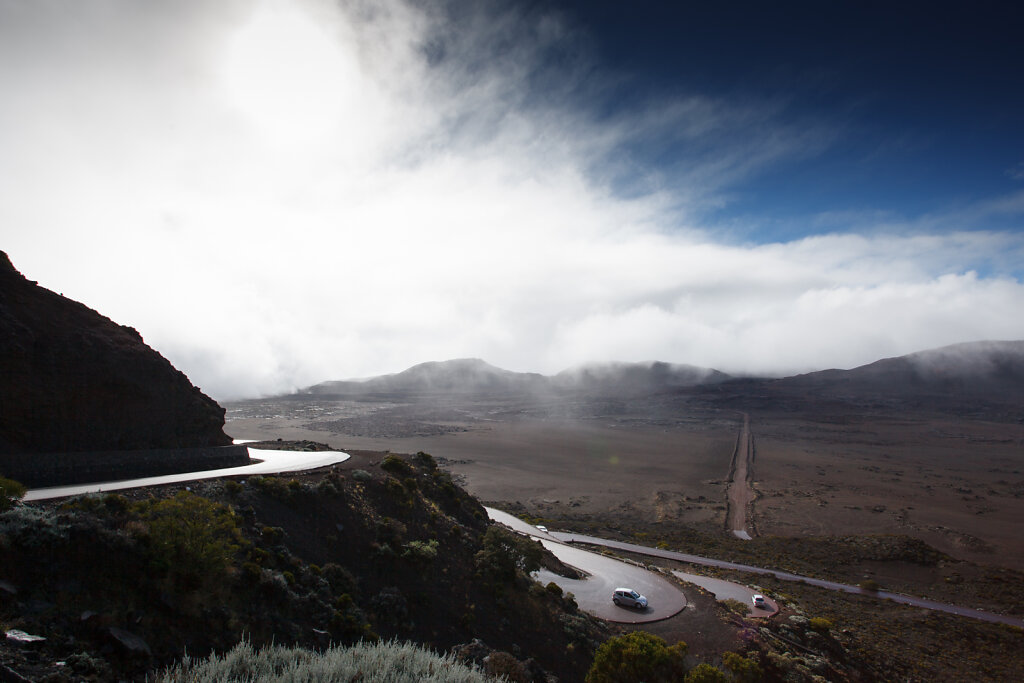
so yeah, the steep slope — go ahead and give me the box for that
[0,251,230,454]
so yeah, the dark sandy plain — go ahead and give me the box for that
[225,393,738,531]
[224,383,1024,572]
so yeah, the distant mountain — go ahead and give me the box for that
[307,359,550,396]
[305,358,728,398]
[777,341,1024,396]
[0,251,231,454]
[554,361,730,395]
[762,341,1024,417]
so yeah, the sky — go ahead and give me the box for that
[2,0,1023,400]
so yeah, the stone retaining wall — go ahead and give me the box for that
[0,445,251,488]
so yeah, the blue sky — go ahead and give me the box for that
[1,0,1022,398]
[550,0,1024,242]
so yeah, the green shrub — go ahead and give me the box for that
[809,616,833,633]
[352,470,373,482]
[684,662,728,682]
[222,479,243,496]
[720,598,749,615]
[586,631,687,683]
[0,476,26,512]
[133,491,243,577]
[157,640,487,682]
[475,526,544,585]
[722,651,763,683]
[546,581,564,597]
[380,454,412,476]
[413,451,438,471]
[402,539,439,563]
[859,579,881,592]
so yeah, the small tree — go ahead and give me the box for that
[586,631,687,683]
[0,476,26,512]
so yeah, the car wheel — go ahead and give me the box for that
[613,598,620,606]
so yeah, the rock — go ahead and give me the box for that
[107,627,151,657]
[5,629,45,647]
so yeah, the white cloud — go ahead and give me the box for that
[2,0,1023,399]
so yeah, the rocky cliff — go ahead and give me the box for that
[0,250,231,455]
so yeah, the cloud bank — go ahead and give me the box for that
[2,0,1023,399]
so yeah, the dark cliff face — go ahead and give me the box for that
[0,251,230,453]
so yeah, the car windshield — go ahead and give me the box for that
[630,591,639,599]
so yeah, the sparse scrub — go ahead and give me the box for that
[0,475,26,512]
[157,639,494,682]
[684,662,728,682]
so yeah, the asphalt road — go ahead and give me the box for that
[486,508,687,624]
[24,447,351,501]
[552,532,1024,628]
[672,570,778,617]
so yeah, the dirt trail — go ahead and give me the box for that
[726,412,754,539]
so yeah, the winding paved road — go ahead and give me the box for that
[551,532,1024,628]
[486,508,687,624]
[24,447,351,501]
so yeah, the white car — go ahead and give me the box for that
[535,525,547,533]
[612,588,648,609]
[752,594,767,609]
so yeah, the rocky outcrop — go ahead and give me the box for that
[0,250,231,457]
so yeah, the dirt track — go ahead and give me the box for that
[726,412,754,538]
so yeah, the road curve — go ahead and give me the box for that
[551,532,1024,628]
[486,508,686,624]
[24,447,351,501]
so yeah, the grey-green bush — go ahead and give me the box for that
[157,639,496,682]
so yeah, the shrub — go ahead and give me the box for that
[475,526,545,585]
[684,662,728,682]
[546,581,564,597]
[156,640,492,682]
[380,454,412,476]
[722,651,763,683]
[222,479,243,496]
[402,539,439,563]
[133,491,243,577]
[809,616,833,633]
[586,631,687,683]
[321,563,359,593]
[720,598,749,615]
[859,579,881,592]
[352,470,373,482]
[0,476,26,512]
[413,451,438,471]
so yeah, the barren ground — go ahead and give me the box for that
[224,393,1024,571]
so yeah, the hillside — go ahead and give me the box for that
[0,447,609,681]
[0,251,230,454]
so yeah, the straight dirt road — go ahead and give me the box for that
[726,412,754,539]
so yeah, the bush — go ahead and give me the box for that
[157,639,492,682]
[133,491,243,577]
[546,581,564,597]
[0,476,26,512]
[352,470,373,482]
[413,451,438,471]
[475,526,545,585]
[586,631,687,683]
[684,662,728,682]
[722,651,763,683]
[380,455,412,476]
[720,598,749,615]
[402,539,439,563]
[859,579,881,592]
[809,616,833,633]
